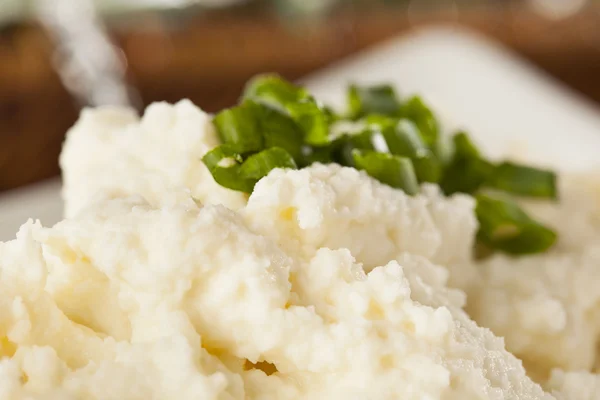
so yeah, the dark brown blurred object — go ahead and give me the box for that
[2,5,600,192]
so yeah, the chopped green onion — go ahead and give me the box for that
[332,129,378,167]
[412,155,442,184]
[382,119,441,183]
[323,106,340,124]
[244,74,310,108]
[454,131,481,158]
[475,193,557,255]
[213,103,263,154]
[364,114,397,130]
[488,161,557,199]
[364,106,444,182]
[202,74,560,256]
[441,132,494,195]
[381,119,424,156]
[352,149,419,195]
[254,103,305,164]
[399,96,439,149]
[434,131,455,167]
[301,146,334,165]
[202,145,254,193]
[239,147,297,186]
[243,74,329,146]
[348,84,401,119]
[287,102,330,146]
[203,146,296,193]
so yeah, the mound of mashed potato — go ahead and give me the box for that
[1,100,599,399]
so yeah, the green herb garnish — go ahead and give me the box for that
[203,75,559,256]
[383,119,441,183]
[348,84,401,119]
[488,161,557,199]
[352,149,419,195]
[213,102,263,154]
[476,192,557,254]
[203,145,297,192]
[202,145,253,193]
[399,96,439,150]
[239,147,297,186]
[243,74,329,146]
[441,132,494,195]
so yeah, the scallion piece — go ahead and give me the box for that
[202,146,297,193]
[253,103,305,164]
[301,146,335,165]
[244,74,309,108]
[323,106,340,124]
[243,74,329,146]
[441,132,494,195]
[201,74,561,256]
[352,149,419,195]
[202,145,254,193]
[399,96,439,149]
[475,193,557,255]
[381,119,424,156]
[239,147,297,186]
[488,162,557,200]
[382,119,441,183]
[213,103,263,154]
[287,102,330,146]
[348,84,401,119]
[364,114,397,129]
[454,131,481,158]
[333,129,378,167]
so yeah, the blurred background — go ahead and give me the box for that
[1,0,600,193]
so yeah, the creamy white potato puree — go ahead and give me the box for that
[1,100,598,399]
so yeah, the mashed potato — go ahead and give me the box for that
[1,173,550,399]
[60,100,247,218]
[1,100,598,398]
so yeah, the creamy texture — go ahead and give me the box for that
[467,175,600,382]
[545,370,600,400]
[3,99,598,398]
[60,100,246,219]
[2,184,549,399]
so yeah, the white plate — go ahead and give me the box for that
[2,25,600,241]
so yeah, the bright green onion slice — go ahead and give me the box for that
[454,131,480,158]
[488,162,557,200]
[348,84,401,119]
[213,103,263,154]
[475,193,557,255]
[239,147,297,185]
[441,132,494,195]
[323,106,340,124]
[399,96,439,149]
[352,149,419,195]
[203,74,560,256]
[333,129,378,167]
[243,74,329,146]
[286,102,330,146]
[382,119,424,156]
[203,146,296,193]
[254,103,305,164]
[201,145,254,193]
[383,119,442,183]
[244,74,310,108]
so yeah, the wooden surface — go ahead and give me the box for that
[2,5,600,192]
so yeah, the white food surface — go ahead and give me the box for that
[1,163,551,399]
